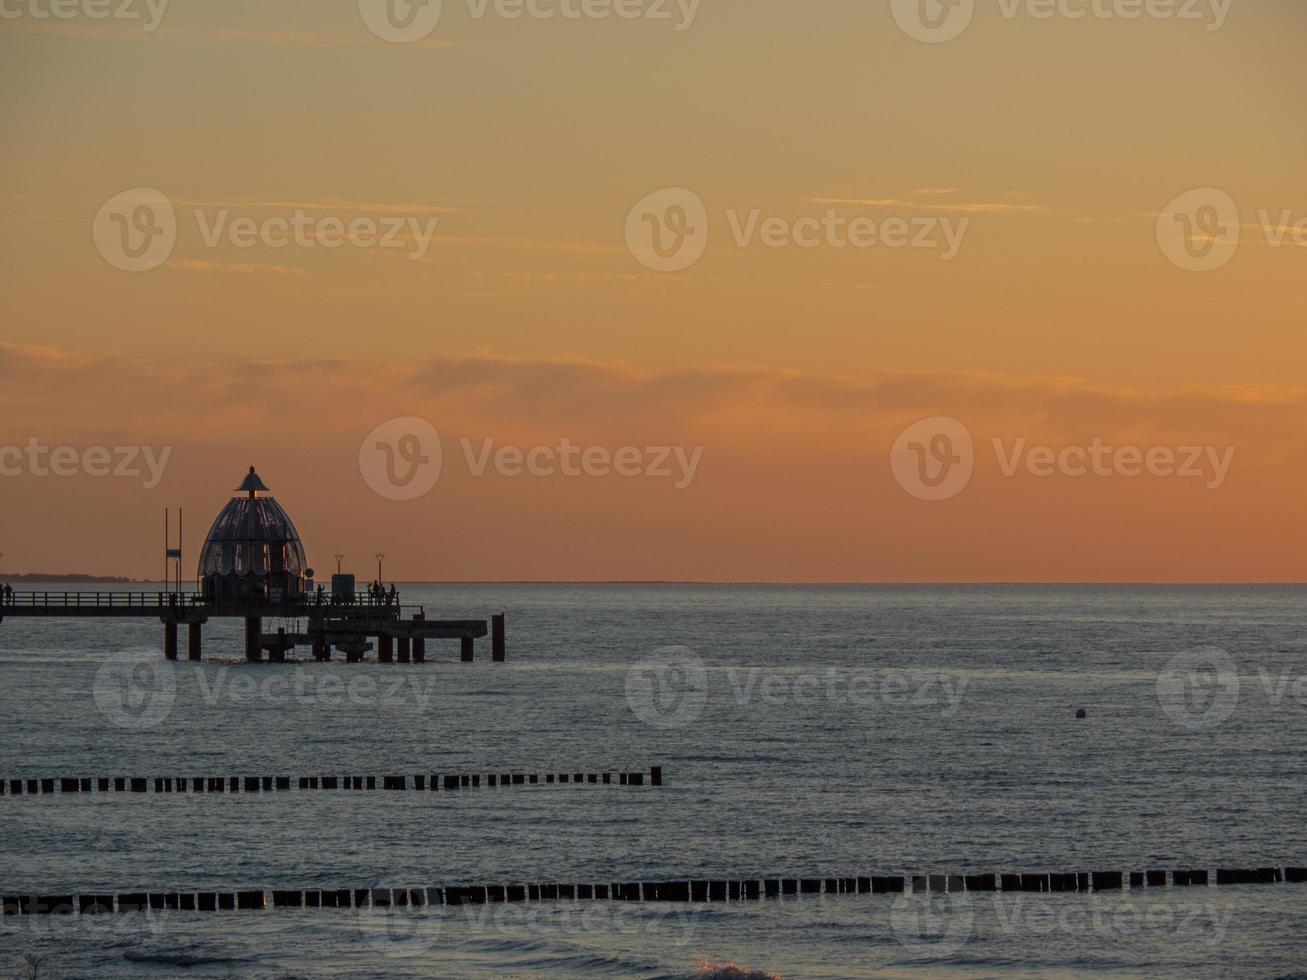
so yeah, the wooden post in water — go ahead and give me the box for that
[187,621,203,661]
[492,613,506,662]
[269,627,287,663]
[163,621,178,661]
[378,634,394,664]
[412,636,425,663]
[244,617,262,662]
[397,636,411,664]
[461,636,474,662]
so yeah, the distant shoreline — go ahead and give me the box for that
[1,574,143,584]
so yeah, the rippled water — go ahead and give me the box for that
[1,583,1305,978]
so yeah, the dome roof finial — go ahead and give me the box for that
[236,466,270,496]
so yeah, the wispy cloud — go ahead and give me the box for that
[165,259,306,276]
[1,20,461,49]
[174,198,465,216]
[805,196,1053,216]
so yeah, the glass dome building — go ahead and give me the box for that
[198,467,309,603]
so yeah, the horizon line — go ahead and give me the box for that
[4,575,1307,588]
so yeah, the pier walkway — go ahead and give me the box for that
[0,591,503,664]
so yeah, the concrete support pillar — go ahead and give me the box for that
[397,636,411,664]
[412,637,426,663]
[378,634,394,664]
[188,622,203,661]
[492,613,506,662]
[163,621,178,661]
[460,636,474,663]
[244,617,262,662]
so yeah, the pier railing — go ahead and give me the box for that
[0,591,199,609]
[0,591,408,613]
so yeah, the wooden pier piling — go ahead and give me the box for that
[269,627,288,663]
[244,617,262,662]
[461,636,474,662]
[163,621,178,661]
[492,613,505,662]
[188,621,203,661]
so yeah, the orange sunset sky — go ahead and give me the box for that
[1,0,1304,582]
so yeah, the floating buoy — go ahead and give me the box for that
[1076,708,1087,719]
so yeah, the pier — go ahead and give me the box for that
[0,590,499,663]
[0,467,507,664]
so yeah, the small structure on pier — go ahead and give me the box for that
[199,468,308,604]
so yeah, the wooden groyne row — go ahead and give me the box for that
[0,768,662,797]
[5,868,1306,915]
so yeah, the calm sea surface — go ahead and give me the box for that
[1,584,1305,978]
